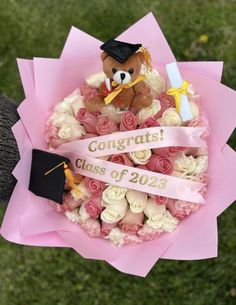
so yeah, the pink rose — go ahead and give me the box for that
[136,164,149,171]
[139,117,160,129]
[166,199,201,220]
[147,154,173,175]
[110,153,133,166]
[155,196,169,205]
[168,146,186,154]
[155,92,175,118]
[84,197,102,219]
[96,116,118,135]
[80,84,98,101]
[63,192,83,211]
[101,221,118,238]
[81,218,101,237]
[76,108,98,133]
[152,147,170,155]
[84,177,105,196]
[119,209,144,235]
[120,111,137,131]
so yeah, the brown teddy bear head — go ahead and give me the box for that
[101,51,145,85]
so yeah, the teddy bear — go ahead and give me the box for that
[84,39,153,113]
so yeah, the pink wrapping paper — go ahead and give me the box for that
[1,13,236,276]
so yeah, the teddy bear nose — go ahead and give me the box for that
[120,73,126,80]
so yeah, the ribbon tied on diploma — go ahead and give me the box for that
[166,62,193,122]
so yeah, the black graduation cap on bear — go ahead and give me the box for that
[100,39,142,63]
[29,149,70,204]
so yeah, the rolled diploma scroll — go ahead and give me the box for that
[166,62,193,122]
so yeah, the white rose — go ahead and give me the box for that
[65,209,81,223]
[190,101,200,118]
[106,228,126,246]
[161,108,182,126]
[102,185,127,204]
[136,99,161,124]
[141,67,166,95]
[54,89,85,117]
[71,181,91,201]
[50,112,78,128]
[173,152,197,175]
[126,190,147,213]
[58,123,86,141]
[78,202,90,223]
[85,71,106,88]
[128,149,152,165]
[194,155,208,175]
[144,198,166,218]
[101,199,128,224]
[161,211,179,232]
[100,105,125,123]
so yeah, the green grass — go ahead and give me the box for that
[0,0,236,304]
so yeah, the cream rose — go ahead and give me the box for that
[141,67,166,95]
[71,181,91,201]
[144,198,178,231]
[136,99,161,124]
[106,228,126,246]
[160,108,182,126]
[194,155,208,175]
[101,105,126,123]
[50,112,77,128]
[126,190,147,213]
[101,198,128,224]
[173,152,197,175]
[65,209,81,223]
[102,185,127,204]
[78,202,90,223]
[54,89,85,117]
[128,149,152,165]
[85,71,106,88]
[58,123,86,141]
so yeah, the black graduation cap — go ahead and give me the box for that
[29,149,70,204]
[100,39,142,63]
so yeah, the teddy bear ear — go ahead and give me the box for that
[100,51,108,61]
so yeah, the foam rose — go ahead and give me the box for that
[136,99,161,124]
[155,92,175,118]
[101,221,118,238]
[139,117,160,129]
[96,116,118,135]
[101,198,128,224]
[63,192,83,211]
[173,152,197,175]
[160,108,182,126]
[119,209,144,235]
[120,111,137,131]
[84,197,102,219]
[147,154,173,174]
[128,149,152,165]
[76,108,98,133]
[102,185,127,205]
[126,190,147,213]
[84,177,105,196]
[109,153,134,166]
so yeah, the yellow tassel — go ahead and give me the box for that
[63,163,81,197]
[139,46,152,71]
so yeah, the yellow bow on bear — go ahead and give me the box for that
[104,74,146,105]
[167,80,189,113]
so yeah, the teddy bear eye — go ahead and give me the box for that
[112,68,118,74]
[128,68,134,74]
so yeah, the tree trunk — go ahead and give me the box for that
[0,94,19,203]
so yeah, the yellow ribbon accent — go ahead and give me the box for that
[104,74,146,105]
[44,162,81,198]
[167,80,189,113]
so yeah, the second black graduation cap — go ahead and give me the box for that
[100,39,142,63]
[29,149,70,204]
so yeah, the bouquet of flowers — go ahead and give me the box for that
[1,13,236,276]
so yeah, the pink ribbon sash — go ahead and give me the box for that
[60,126,206,157]
[58,150,205,204]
